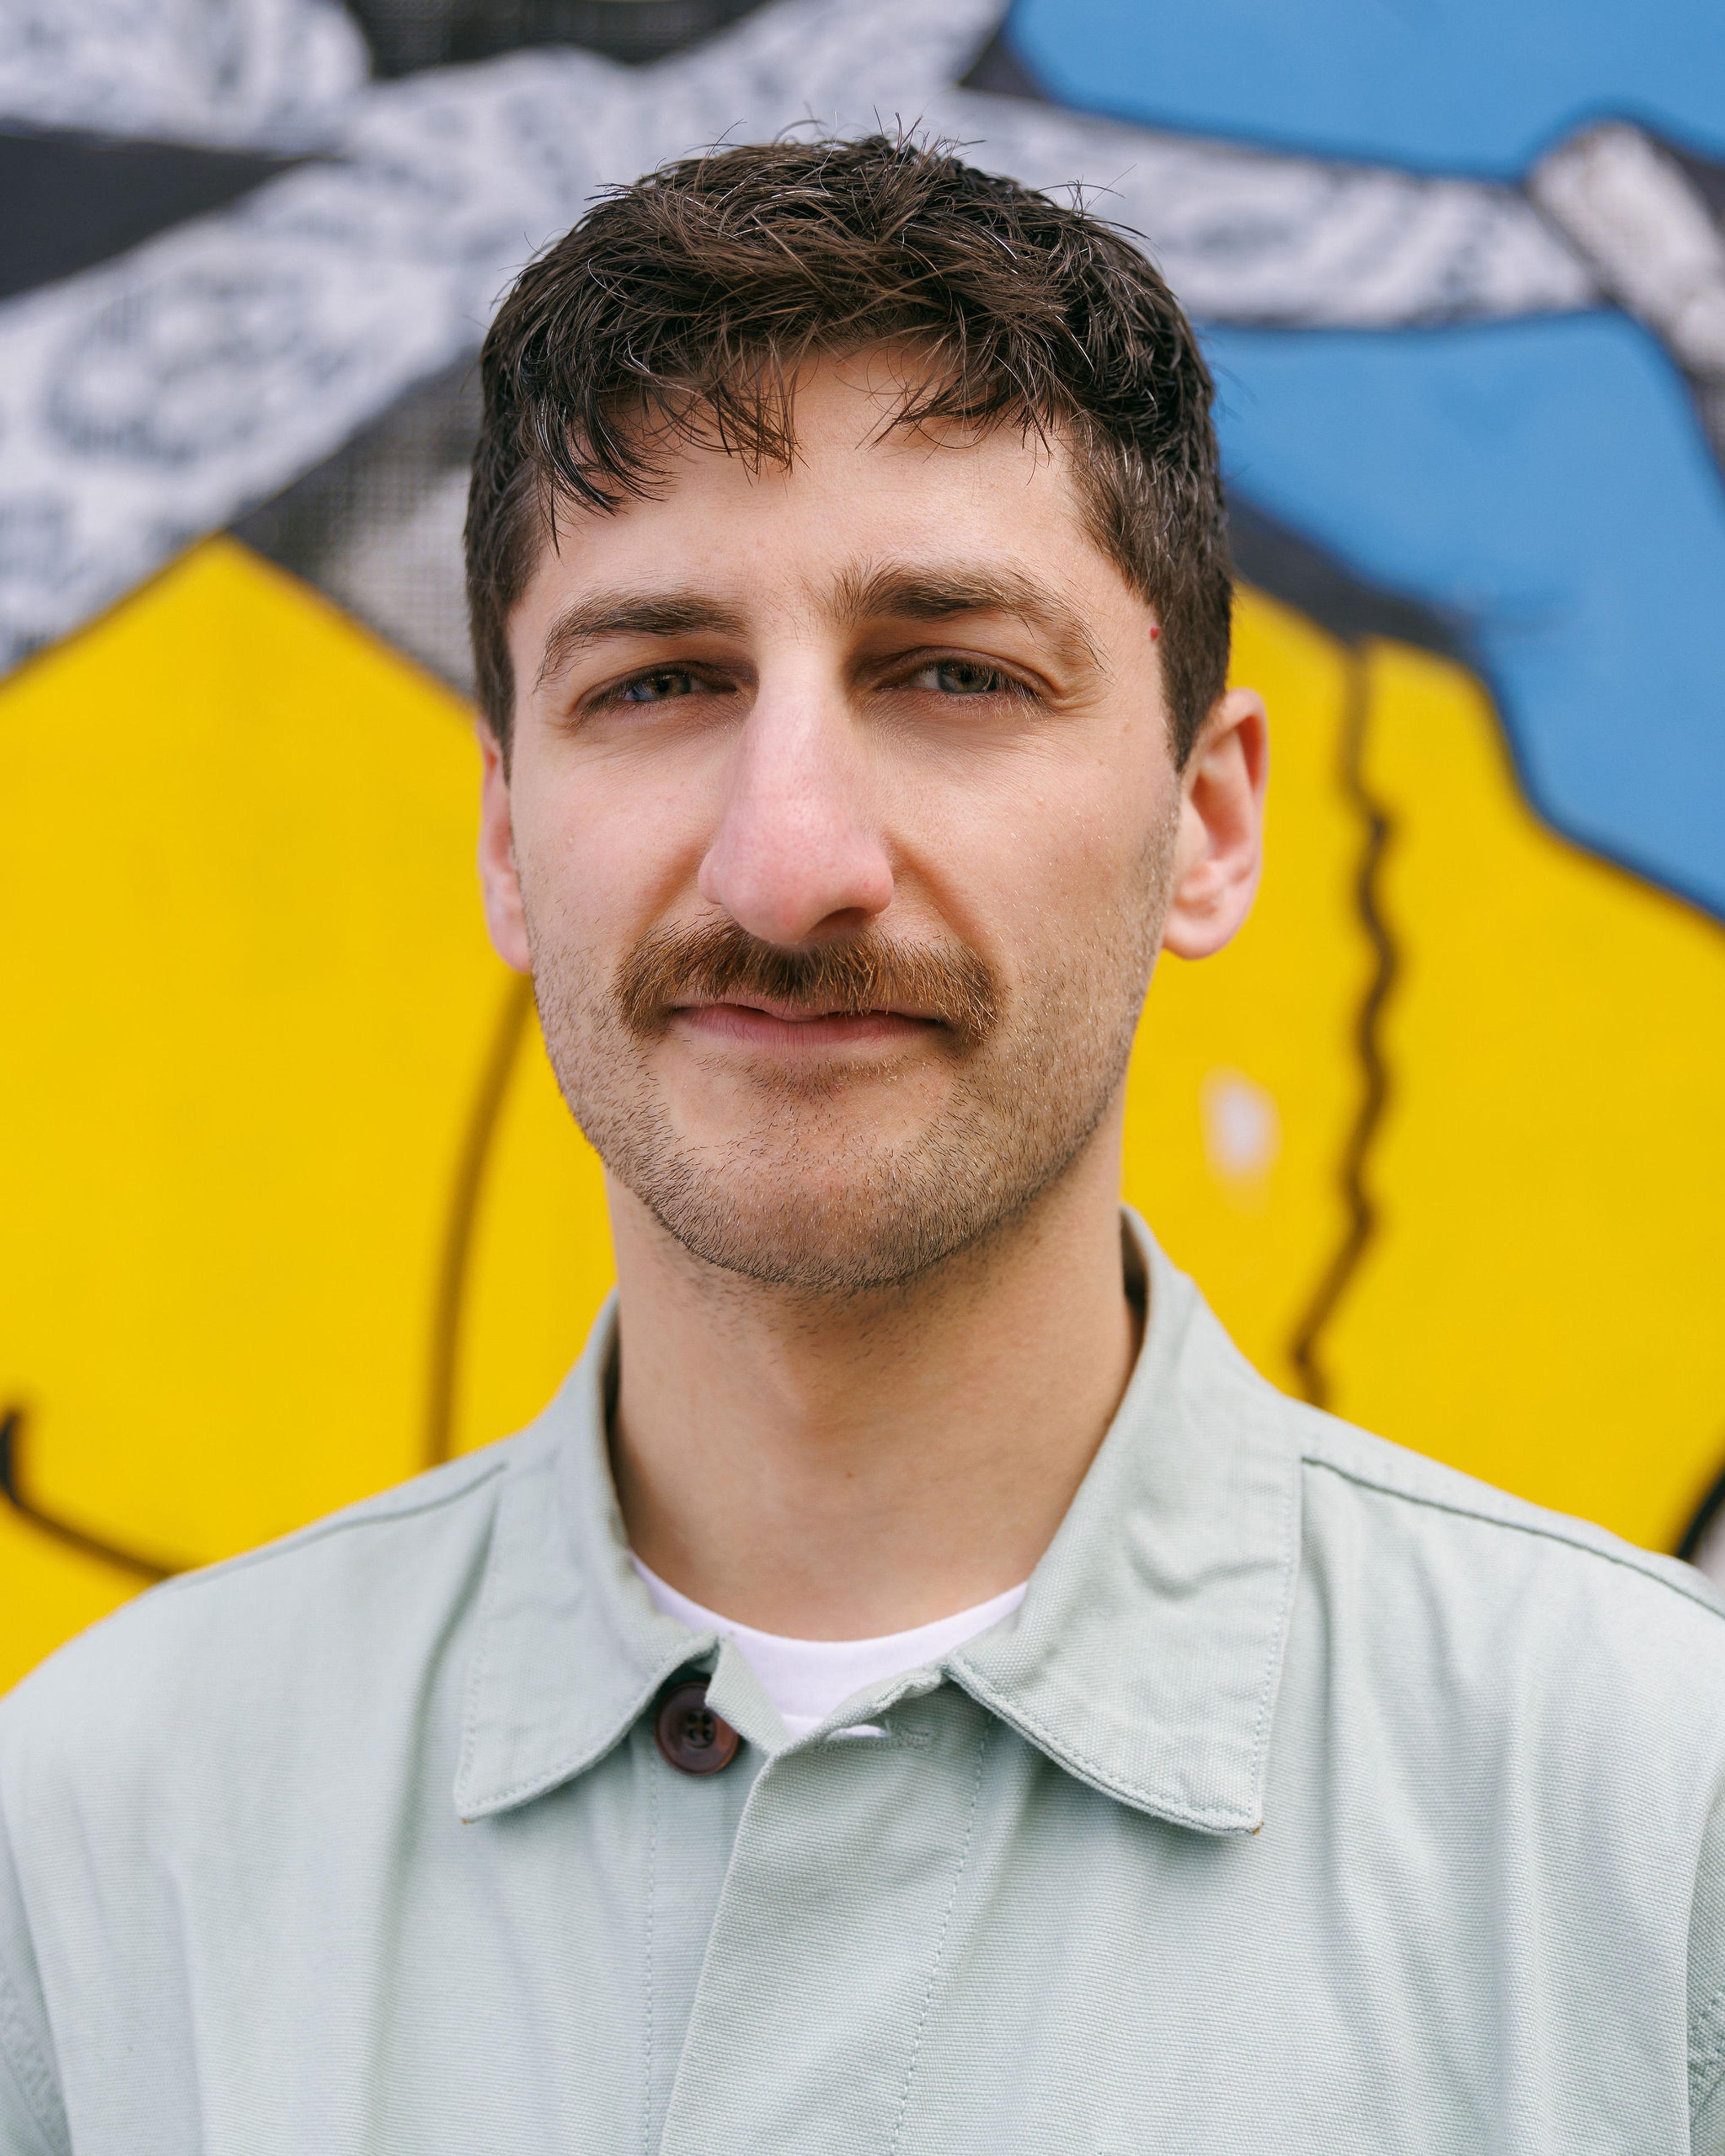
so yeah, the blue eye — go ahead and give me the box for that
[920,660,1008,694]
[618,669,700,703]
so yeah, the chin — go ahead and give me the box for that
[544,969,1144,1298]
[621,1118,1070,1297]
[641,1185,988,1296]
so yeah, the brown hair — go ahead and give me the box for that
[466,133,1230,764]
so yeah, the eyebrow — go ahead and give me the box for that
[832,561,1109,676]
[535,592,748,693]
[532,562,1110,694]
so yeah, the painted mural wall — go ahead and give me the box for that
[4,0,1724,1688]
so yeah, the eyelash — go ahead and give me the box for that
[585,654,1041,714]
[902,658,1037,699]
[584,667,729,713]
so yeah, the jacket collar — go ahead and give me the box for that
[949,1219,1301,1833]
[453,1305,704,1822]
[455,1212,1301,1836]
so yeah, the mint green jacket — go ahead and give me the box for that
[5,1221,1725,2154]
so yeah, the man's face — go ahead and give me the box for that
[481,354,1257,1294]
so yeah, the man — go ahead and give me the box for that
[3,134,1723,2154]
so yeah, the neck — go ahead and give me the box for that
[606,1108,1141,1640]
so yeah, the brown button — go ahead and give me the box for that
[654,1679,741,1776]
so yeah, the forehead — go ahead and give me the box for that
[513,358,1132,632]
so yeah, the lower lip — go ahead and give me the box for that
[671,1005,938,1053]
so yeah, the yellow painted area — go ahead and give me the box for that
[4,551,1724,1689]
[449,999,615,1458]
[1325,640,1725,1551]
[1123,589,1367,1393]
[0,541,513,1685]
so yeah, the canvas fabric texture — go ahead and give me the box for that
[3,1215,1725,2153]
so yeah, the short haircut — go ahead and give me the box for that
[466,133,1231,766]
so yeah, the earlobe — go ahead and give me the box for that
[1159,686,1269,963]
[476,725,533,975]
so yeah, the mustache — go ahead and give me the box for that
[615,918,1001,1051]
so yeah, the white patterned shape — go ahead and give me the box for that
[946,92,1597,326]
[0,0,369,149]
[1531,123,1725,376]
[0,0,1608,673]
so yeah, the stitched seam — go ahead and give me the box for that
[640,1740,657,2156]
[159,1456,509,1600]
[1692,1974,1725,2114]
[950,1665,1253,1831]
[462,1645,703,1814]
[1303,1456,1725,1621]
[872,1723,933,1751]
[886,1718,991,2156]
[1246,1434,1302,1796]
[0,1951,65,2156]
[947,1425,1300,1834]
[453,1462,519,1809]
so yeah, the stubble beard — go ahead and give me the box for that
[524,835,1173,1299]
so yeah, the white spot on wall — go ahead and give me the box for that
[1202,1067,1281,1206]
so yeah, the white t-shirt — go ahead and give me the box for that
[632,1558,1027,1739]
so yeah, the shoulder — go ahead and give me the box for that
[1169,1255,1725,1747]
[0,1431,538,1797]
[1170,1253,1723,1642]
[1157,1251,1725,1724]
[1293,1399,1724,1625]
[1276,1388,1725,1772]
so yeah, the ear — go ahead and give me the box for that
[476,724,532,974]
[1161,685,1269,961]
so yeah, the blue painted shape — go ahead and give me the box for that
[1008,0,1725,177]
[1204,314,1725,919]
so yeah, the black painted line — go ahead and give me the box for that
[0,1406,179,1581]
[424,973,536,1468]
[1288,643,1398,1412]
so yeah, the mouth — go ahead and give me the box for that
[669,997,944,1054]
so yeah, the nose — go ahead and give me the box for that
[697,678,893,945]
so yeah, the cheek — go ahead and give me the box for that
[510,756,717,943]
[958,755,1170,941]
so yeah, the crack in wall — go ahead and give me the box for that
[1287,644,1399,1414]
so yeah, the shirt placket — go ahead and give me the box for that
[654,1685,995,2156]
